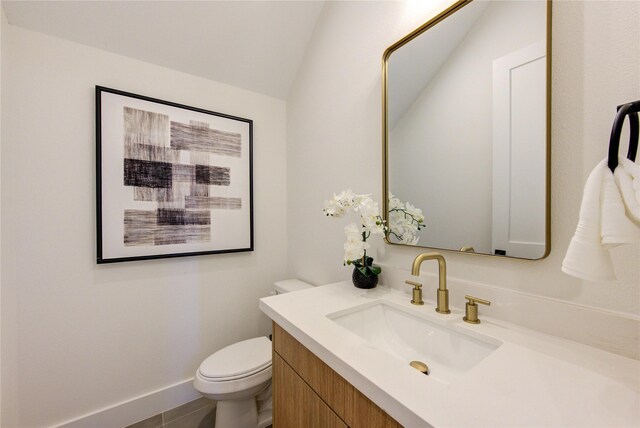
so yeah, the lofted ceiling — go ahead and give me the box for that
[2,0,326,99]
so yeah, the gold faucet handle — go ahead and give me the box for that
[463,295,491,324]
[405,280,424,306]
[405,280,422,289]
[465,295,491,306]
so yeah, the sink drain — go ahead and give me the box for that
[410,360,429,375]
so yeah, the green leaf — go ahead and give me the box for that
[369,265,382,275]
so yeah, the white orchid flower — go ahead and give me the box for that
[387,192,425,245]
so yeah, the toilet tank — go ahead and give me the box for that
[274,279,314,294]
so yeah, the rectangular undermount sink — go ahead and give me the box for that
[327,301,502,385]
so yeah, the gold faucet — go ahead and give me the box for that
[410,252,450,314]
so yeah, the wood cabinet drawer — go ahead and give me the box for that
[273,352,347,428]
[273,322,402,428]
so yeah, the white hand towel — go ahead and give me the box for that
[562,160,616,281]
[614,157,640,224]
[562,158,639,282]
[601,160,640,245]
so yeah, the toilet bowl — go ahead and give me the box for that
[194,279,313,428]
[194,337,273,428]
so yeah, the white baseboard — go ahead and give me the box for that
[53,378,202,428]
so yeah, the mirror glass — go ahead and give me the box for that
[383,0,550,259]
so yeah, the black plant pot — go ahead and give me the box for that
[352,267,379,289]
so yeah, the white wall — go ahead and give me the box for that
[1,21,287,427]
[390,0,545,253]
[287,1,452,285]
[0,7,4,426]
[287,1,639,351]
[1,1,639,426]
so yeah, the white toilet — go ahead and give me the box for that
[194,279,313,428]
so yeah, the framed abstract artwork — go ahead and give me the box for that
[96,86,253,263]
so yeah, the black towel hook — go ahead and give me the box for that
[608,100,640,172]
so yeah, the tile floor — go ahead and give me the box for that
[124,396,273,428]
[125,397,215,428]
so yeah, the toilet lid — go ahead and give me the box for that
[198,336,272,381]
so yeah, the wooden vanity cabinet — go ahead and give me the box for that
[272,322,402,428]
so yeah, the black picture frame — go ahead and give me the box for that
[96,86,253,263]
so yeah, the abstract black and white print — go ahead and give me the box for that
[122,107,241,247]
[97,87,252,263]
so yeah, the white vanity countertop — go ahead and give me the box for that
[259,281,640,428]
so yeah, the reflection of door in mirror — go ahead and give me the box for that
[383,0,550,260]
[492,41,546,259]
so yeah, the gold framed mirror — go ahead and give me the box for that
[382,0,551,259]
